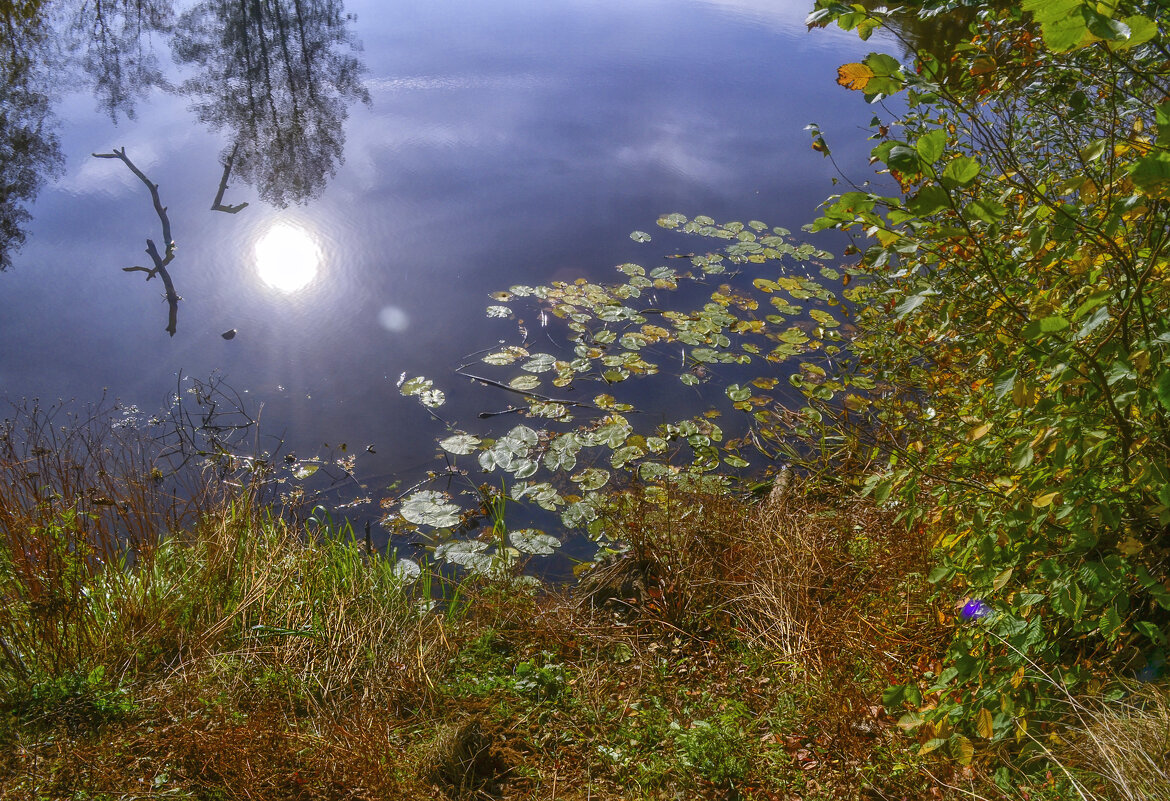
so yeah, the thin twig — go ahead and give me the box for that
[455,366,600,411]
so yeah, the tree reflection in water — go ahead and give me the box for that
[171,0,370,207]
[0,0,64,271]
[0,0,369,273]
[64,0,175,121]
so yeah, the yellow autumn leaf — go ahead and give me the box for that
[1010,666,1026,689]
[976,708,995,740]
[837,62,875,91]
[1033,491,1060,508]
[1118,536,1144,556]
[952,734,975,765]
[969,422,992,441]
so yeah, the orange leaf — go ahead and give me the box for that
[837,62,875,91]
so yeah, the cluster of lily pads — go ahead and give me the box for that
[387,214,866,574]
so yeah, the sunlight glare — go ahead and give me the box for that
[255,223,321,292]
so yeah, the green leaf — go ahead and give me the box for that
[864,52,902,77]
[1083,8,1130,42]
[1010,443,1034,470]
[1072,289,1111,319]
[1130,153,1170,197]
[885,144,920,173]
[1079,139,1107,162]
[916,130,946,164]
[928,565,952,583]
[897,711,925,731]
[1134,621,1167,646]
[942,156,981,187]
[1025,0,1090,51]
[966,198,1007,223]
[895,293,929,318]
[919,738,947,756]
[391,559,421,584]
[611,444,646,469]
[1115,15,1158,50]
[726,384,752,402]
[908,185,950,216]
[994,369,1016,400]
[1076,306,1110,340]
[1156,371,1170,411]
[543,447,576,473]
[630,230,651,243]
[1021,316,1070,339]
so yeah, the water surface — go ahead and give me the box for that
[2,0,889,521]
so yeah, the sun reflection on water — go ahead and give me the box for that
[255,223,321,293]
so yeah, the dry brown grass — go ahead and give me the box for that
[1056,683,1170,801]
[595,475,942,669]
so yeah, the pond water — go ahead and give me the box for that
[2,0,892,560]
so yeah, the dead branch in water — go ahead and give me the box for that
[93,147,181,336]
[211,143,249,214]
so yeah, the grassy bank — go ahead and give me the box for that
[1,430,1163,800]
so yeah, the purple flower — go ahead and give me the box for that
[959,598,991,622]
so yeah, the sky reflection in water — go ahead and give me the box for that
[1,0,891,522]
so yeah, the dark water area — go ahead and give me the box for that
[1,0,895,562]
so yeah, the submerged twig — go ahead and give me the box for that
[455,366,600,411]
[211,143,249,214]
[93,147,181,336]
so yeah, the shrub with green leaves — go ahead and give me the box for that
[806,0,1170,758]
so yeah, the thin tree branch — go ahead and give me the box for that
[211,143,249,214]
[94,147,181,336]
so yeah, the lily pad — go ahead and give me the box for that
[571,467,610,492]
[400,490,462,528]
[435,540,494,572]
[522,353,557,373]
[391,559,422,583]
[509,529,561,555]
[439,433,481,455]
